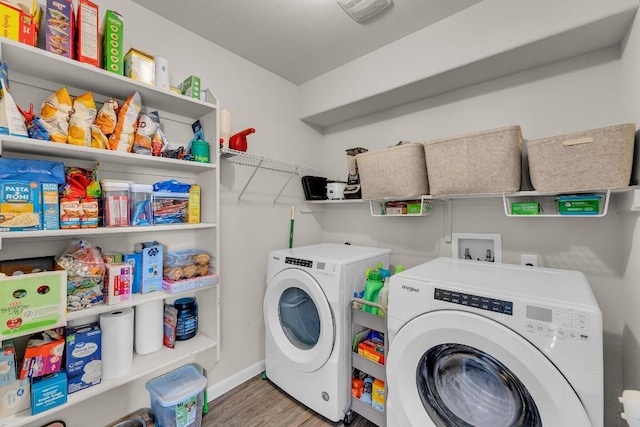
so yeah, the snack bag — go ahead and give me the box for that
[108,92,141,151]
[0,63,28,138]
[57,238,106,311]
[40,87,73,143]
[95,97,118,136]
[151,128,168,156]
[16,103,49,141]
[90,124,108,149]
[131,113,157,155]
[68,92,97,146]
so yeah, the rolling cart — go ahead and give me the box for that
[345,298,387,426]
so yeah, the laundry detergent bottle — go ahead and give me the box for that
[376,262,392,317]
[362,268,384,315]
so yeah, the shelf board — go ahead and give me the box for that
[1,333,217,427]
[0,136,217,173]
[66,284,218,322]
[0,39,217,118]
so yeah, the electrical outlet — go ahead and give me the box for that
[521,254,539,267]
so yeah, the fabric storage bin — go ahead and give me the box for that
[423,125,522,196]
[527,123,636,193]
[356,142,429,200]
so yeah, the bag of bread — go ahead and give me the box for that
[68,92,97,146]
[95,97,119,136]
[40,87,73,143]
[108,92,141,151]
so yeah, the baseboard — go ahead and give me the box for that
[207,360,266,401]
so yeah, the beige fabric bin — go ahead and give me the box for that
[423,125,522,196]
[527,123,635,193]
[356,142,429,200]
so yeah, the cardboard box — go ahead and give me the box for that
[123,252,141,294]
[0,340,16,387]
[0,180,41,231]
[188,185,200,223]
[180,75,201,100]
[0,269,66,338]
[31,371,67,415]
[102,10,124,75]
[0,1,41,47]
[76,0,99,66]
[0,378,30,417]
[137,241,163,294]
[104,262,132,304]
[0,255,55,276]
[41,183,59,230]
[511,202,540,215]
[45,0,74,58]
[19,328,65,379]
[65,323,101,394]
[59,197,80,229]
[124,48,155,85]
[557,195,601,215]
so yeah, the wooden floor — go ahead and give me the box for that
[204,374,377,427]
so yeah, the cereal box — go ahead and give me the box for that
[76,0,99,67]
[0,1,41,47]
[104,262,132,304]
[0,180,41,231]
[45,0,74,58]
[188,184,200,223]
[102,10,124,75]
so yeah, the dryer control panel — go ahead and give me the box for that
[525,306,591,342]
[285,257,337,275]
[434,288,513,315]
[285,257,313,268]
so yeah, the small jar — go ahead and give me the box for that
[101,181,130,226]
[129,184,153,226]
[174,297,198,341]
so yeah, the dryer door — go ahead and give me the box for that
[387,310,592,427]
[264,268,335,373]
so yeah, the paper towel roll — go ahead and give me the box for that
[154,56,170,91]
[220,108,232,149]
[134,300,164,355]
[100,308,134,380]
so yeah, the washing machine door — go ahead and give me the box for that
[264,268,335,373]
[387,310,591,427]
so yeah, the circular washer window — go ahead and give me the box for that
[278,287,321,350]
[417,343,542,427]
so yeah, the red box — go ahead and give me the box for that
[76,0,98,66]
[45,0,74,58]
[0,2,41,46]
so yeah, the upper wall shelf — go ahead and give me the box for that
[0,39,218,117]
[221,148,320,203]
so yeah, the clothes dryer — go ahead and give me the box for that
[386,258,603,427]
[264,243,390,422]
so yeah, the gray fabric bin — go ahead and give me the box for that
[356,142,429,200]
[423,126,522,196]
[527,123,635,193]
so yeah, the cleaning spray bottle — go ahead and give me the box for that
[362,267,384,315]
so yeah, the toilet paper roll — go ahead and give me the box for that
[134,299,164,355]
[100,308,134,380]
[220,108,232,149]
[154,56,170,91]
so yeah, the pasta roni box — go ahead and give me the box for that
[0,181,41,231]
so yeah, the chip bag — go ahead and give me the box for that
[90,124,108,149]
[40,87,73,143]
[131,113,157,155]
[108,92,141,151]
[95,97,118,136]
[68,92,97,146]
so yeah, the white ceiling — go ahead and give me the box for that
[131,0,483,85]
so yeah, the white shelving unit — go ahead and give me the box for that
[220,148,320,203]
[0,39,220,426]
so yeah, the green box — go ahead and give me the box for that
[180,75,201,100]
[557,195,601,215]
[511,202,540,215]
[406,202,431,215]
[102,10,124,75]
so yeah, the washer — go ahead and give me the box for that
[264,243,390,422]
[386,258,603,427]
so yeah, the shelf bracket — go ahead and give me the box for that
[444,199,452,243]
[273,169,298,205]
[236,159,264,203]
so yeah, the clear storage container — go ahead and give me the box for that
[129,184,153,226]
[152,191,189,224]
[102,182,130,227]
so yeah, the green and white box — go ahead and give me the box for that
[180,75,201,100]
[102,10,124,75]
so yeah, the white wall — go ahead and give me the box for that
[320,46,628,426]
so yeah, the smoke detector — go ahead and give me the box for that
[337,0,393,22]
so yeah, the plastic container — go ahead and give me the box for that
[164,249,211,269]
[175,297,198,341]
[152,191,189,224]
[129,184,153,226]
[102,182,130,227]
[145,364,207,427]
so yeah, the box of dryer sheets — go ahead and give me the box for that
[45,0,74,58]
[0,180,41,231]
[65,323,101,394]
[102,10,124,75]
[179,75,201,100]
[76,0,99,67]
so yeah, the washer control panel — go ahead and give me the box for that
[434,288,513,316]
[285,257,313,268]
[525,306,591,341]
[284,257,336,276]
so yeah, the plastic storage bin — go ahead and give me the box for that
[152,191,189,224]
[423,125,522,196]
[102,181,130,227]
[145,364,207,427]
[130,184,153,226]
[527,123,635,193]
[356,142,429,200]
